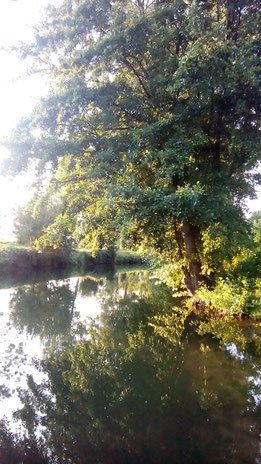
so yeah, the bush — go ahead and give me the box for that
[196,278,249,316]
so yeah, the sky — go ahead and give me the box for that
[0,0,260,240]
[0,0,61,239]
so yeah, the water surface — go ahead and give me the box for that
[0,269,260,463]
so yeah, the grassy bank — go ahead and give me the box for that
[0,242,146,275]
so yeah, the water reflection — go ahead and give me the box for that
[9,280,78,343]
[0,269,260,463]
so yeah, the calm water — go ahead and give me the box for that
[0,268,260,464]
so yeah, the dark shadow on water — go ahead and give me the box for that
[0,263,148,290]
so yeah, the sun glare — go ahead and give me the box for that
[0,0,62,240]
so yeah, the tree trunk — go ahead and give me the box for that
[181,221,203,295]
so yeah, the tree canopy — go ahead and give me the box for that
[4,0,261,294]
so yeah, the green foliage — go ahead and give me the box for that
[34,214,76,252]
[14,195,60,246]
[196,278,249,316]
[251,278,261,317]
[115,250,146,265]
[252,214,261,246]
[4,0,261,296]
[0,241,29,254]
[200,222,251,276]
[156,262,187,296]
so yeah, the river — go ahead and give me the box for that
[0,268,260,463]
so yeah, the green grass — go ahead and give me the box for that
[0,241,29,251]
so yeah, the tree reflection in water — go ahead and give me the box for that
[0,271,260,463]
[9,280,79,346]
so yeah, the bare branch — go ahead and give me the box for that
[123,57,156,109]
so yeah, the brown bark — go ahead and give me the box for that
[174,226,193,291]
[181,221,203,295]
[174,223,203,296]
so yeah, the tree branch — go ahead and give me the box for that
[123,57,155,108]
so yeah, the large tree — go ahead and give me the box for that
[5,0,261,294]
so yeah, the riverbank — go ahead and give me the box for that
[1,242,259,319]
[0,242,146,275]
